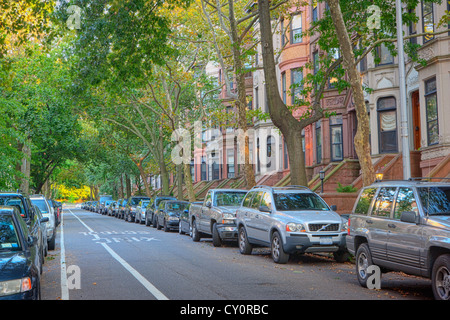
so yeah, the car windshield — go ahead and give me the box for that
[166,202,188,211]
[30,199,49,214]
[273,192,329,211]
[214,192,246,206]
[417,186,450,215]
[141,201,149,208]
[0,215,22,252]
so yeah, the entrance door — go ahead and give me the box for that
[411,91,421,150]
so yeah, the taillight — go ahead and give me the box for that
[347,218,351,235]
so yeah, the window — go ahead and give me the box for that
[354,188,377,215]
[313,51,319,75]
[409,9,417,45]
[201,156,207,181]
[267,136,274,168]
[281,18,286,47]
[290,14,302,44]
[242,192,254,208]
[425,77,439,145]
[254,87,259,110]
[291,68,303,104]
[315,120,322,164]
[394,188,419,220]
[260,192,273,210]
[328,48,340,88]
[227,149,235,178]
[377,97,398,153]
[273,192,329,211]
[281,72,286,103]
[422,1,434,43]
[312,0,318,22]
[373,187,397,218]
[330,115,343,161]
[375,44,394,66]
[283,138,289,169]
[250,191,263,209]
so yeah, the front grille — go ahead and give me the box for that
[308,223,339,232]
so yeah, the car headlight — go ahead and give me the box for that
[341,218,348,232]
[286,222,305,232]
[168,216,179,221]
[222,213,235,224]
[0,277,32,296]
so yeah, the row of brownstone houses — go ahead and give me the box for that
[150,1,450,214]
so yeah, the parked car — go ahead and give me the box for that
[179,202,202,235]
[30,195,56,251]
[124,196,151,222]
[117,199,127,219]
[145,196,177,227]
[190,189,247,246]
[347,179,450,300]
[155,200,189,232]
[100,200,115,215]
[0,192,45,259]
[0,206,43,300]
[32,204,49,262]
[47,199,61,226]
[135,200,150,224]
[107,201,117,216]
[235,185,348,264]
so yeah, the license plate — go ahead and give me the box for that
[320,237,333,245]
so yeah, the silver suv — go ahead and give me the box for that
[347,179,450,300]
[235,185,348,264]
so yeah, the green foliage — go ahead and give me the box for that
[336,182,358,193]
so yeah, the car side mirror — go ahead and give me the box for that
[184,209,189,214]
[330,205,337,211]
[400,211,419,224]
[40,217,49,224]
[259,205,271,213]
[27,235,37,247]
[205,201,212,208]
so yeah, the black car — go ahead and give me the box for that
[156,200,189,232]
[0,206,44,300]
[145,196,177,227]
[124,196,151,222]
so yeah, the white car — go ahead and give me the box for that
[30,195,56,250]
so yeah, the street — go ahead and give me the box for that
[40,207,434,302]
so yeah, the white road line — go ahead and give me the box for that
[67,209,169,300]
[61,210,69,300]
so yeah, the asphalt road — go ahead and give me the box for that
[40,207,434,302]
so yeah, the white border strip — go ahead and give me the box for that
[67,209,168,300]
[60,210,69,300]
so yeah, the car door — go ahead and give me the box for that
[200,191,212,232]
[368,187,397,264]
[253,192,273,244]
[245,191,264,240]
[387,187,424,270]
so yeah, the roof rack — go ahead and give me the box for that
[408,177,450,181]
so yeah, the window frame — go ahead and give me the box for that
[424,77,439,146]
[290,13,302,44]
[421,1,434,43]
[377,96,398,153]
[330,115,343,162]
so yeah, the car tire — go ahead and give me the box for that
[432,254,450,300]
[179,221,185,235]
[238,226,252,255]
[271,231,289,264]
[192,219,200,242]
[48,233,56,251]
[212,223,222,247]
[152,215,157,228]
[355,243,376,288]
[145,215,151,226]
[156,217,162,230]
[164,220,169,232]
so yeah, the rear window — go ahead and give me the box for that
[0,196,26,217]
[354,188,377,215]
[31,199,50,214]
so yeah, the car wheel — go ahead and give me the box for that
[152,215,157,228]
[164,220,169,232]
[145,215,151,226]
[271,231,289,264]
[355,243,376,288]
[432,254,450,300]
[212,223,222,247]
[179,221,184,235]
[238,226,252,255]
[156,218,162,230]
[192,219,200,242]
[48,233,56,251]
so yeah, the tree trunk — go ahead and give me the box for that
[125,174,132,198]
[183,163,196,202]
[176,164,183,200]
[326,0,375,186]
[257,0,308,186]
[228,0,256,189]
